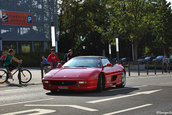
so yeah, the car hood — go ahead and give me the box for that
[44,67,101,80]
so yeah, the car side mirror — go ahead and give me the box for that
[103,63,113,68]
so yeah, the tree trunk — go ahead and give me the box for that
[132,40,138,63]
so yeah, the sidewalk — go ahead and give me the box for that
[0,68,171,87]
[0,68,42,87]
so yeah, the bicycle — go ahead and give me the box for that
[0,63,32,84]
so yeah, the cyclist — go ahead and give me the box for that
[47,48,60,69]
[3,49,22,83]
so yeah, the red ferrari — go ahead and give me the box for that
[42,56,126,93]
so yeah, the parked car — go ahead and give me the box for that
[42,56,126,93]
[152,56,163,63]
[168,55,172,63]
[144,56,155,63]
[120,57,130,65]
[137,57,145,64]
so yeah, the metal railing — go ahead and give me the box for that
[122,61,171,76]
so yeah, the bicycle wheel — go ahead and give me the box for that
[0,70,8,83]
[20,69,32,83]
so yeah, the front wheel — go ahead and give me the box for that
[96,74,104,92]
[116,70,126,88]
[20,69,32,83]
[50,90,58,94]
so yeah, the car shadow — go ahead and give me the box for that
[46,87,139,97]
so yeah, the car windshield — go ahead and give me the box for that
[63,58,101,68]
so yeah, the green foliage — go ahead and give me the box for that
[58,0,172,59]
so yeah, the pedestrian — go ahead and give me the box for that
[163,55,169,72]
[47,48,60,69]
[41,56,51,73]
[41,56,49,65]
[64,49,73,62]
[3,49,22,83]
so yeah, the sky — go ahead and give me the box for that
[167,0,172,4]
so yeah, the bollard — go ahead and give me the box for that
[154,62,156,75]
[162,63,164,74]
[146,62,149,75]
[169,63,170,73]
[138,62,140,76]
[40,63,44,79]
[128,62,130,76]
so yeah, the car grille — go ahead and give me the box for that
[50,81,77,86]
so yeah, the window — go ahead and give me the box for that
[102,58,111,66]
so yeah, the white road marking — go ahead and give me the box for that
[1,109,56,115]
[103,104,152,115]
[87,89,162,104]
[0,98,54,107]
[25,104,98,112]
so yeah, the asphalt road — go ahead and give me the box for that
[0,73,172,115]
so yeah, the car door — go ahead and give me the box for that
[102,58,115,87]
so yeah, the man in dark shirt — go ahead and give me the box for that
[64,49,73,62]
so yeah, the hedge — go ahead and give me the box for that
[15,52,65,67]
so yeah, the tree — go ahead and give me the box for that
[150,0,172,56]
[103,0,152,62]
[58,0,108,55]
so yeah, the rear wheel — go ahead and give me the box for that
[96,74,104,92]
[0,70,8,83]
[20,69,32,83]
[116,70,126,88]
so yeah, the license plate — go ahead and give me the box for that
[58,86,68,89]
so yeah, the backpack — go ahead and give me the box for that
[0,54,7,66]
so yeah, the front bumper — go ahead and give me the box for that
[42,80,97,91]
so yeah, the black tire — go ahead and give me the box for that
[51,90,58,94]
[20,69,32,83]
[0,69,8,83]
[116,70,126,88]
[96,74,104,92]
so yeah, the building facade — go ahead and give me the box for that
[0,0,59,54]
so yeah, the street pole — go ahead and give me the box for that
[51,22,57,53]
[116,38,119,63]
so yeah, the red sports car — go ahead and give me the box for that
[42,56,126,93]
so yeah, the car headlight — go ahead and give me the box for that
[78,81,88,84]
[43,80,49,84]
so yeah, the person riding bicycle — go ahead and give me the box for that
[3,49,22,83]
[47,48,60,69]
